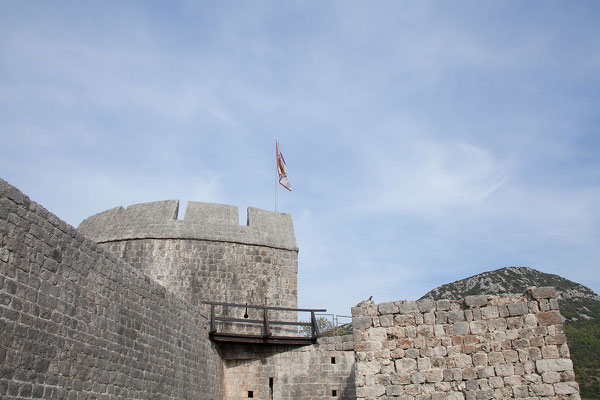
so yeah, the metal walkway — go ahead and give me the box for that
[202,301,326,345]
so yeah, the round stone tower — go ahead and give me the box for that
[78,200,298,311]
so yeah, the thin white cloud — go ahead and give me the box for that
[358,138,509,215]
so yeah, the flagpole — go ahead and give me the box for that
[275,138,278,212]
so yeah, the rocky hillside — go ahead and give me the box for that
[420,266,600,324]
[420,266,600,399]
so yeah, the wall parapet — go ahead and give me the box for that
[352,289,580,399]
[77,200,298,251]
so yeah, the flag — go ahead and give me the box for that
[276,140,292,191]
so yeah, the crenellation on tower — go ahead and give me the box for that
[78,200,298,251]
[183,201,238,224]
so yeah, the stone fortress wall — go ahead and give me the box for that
[0,177,581,399]
[352,289,580,399]
[0,178,223,399]
[79,200,298,336]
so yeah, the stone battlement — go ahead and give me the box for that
[78,200,298,251]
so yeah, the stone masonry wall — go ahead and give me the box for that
[0,178,224,399]
[352,288,580,399]
[221,336,356,399]
[78,201,298,334]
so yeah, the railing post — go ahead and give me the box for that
[263,308,271,338]
[210,304,216,334]
[311,311,320,339]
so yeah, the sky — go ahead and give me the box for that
[1,1,599,316]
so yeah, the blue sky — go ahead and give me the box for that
[1,1,599,316]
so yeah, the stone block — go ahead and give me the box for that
[545,333,567,346]
[386,385,405,396]
[529,287,556,300]
[399,300,419,314]
[531,383,555,396]
[356,385,385,398]
[536,310,562,326]
[541,345,559,359]
[480,306,499,320]
[417,357,431,371]
[448,310,466,322]
[507,302,528,316]
[473,353,488,366]
[477,366,495,378]
[476,388,494,399]
[489,376,504,388]
[535,358,573,373]
[469,320,487,335]
[390,372,411,385]
[542,372,561,384]
[495,363,515,377]
[512,385,529,397]
[395,358,417,373]
[465,295,488,308]
[417,299,436,312]
[353,316,373,330]
[411,371,426,384]
[503,375,522,387]
[417,324,434,338]
[436,299,452,311]
[436,311,448,324]
[351,306,368,317]
[396,314,416,326]
[425,369,444,383]
[380,314,394,327]
[554,381,579,395]
[449,353,473,369]
[405,348,420,358]
[378,301,399,315]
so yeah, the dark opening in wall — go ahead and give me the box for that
[248,391,253,398]
[332,389,337,396]
[331,356,336,364]
[269,377,274,400]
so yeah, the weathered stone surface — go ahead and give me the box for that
[353,286,579,399]
[222,337,356,399]
[400,300,420,314]
[354,316,373,330]
[536,358,573,373]
[396,358,418,373]
[417,299,436,312]
[554,381,579,395]
[531,383,555,396]
[465,295,488,308]
[529,286,556,300]
[437,299,452,311]
[536,310,563,326]
[454,321,471,335]
[356,385,385,398]
[507,302,529,316]
[379,301,399,315]
[0,179,224,400]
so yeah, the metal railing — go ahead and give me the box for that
[202,301,327,341]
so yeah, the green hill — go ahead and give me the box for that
[420,266,600,399]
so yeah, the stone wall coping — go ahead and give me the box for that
[352,287,558,317]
